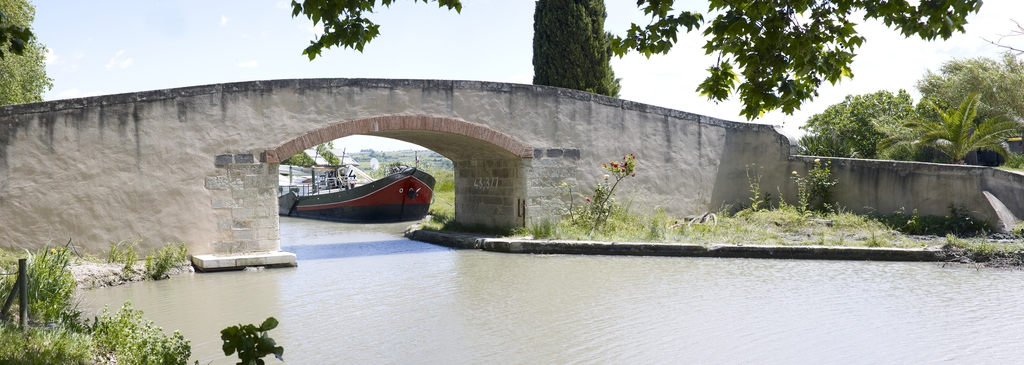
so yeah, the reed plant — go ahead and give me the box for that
[109,239,140,277]
[21,246,79,325]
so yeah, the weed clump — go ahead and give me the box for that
[144,243,188,281]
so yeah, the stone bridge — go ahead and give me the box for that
[1,79,1022,256]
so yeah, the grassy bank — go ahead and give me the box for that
[422,203,1024,267]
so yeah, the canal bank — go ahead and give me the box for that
[405,229,948,262]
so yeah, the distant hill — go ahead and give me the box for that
[343,149,453,172]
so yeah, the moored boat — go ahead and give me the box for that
[278,165,435,223]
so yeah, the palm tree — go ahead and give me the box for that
[798,133,858,158]
[905,92,1020,164]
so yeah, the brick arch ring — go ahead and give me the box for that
[263,115,535,163]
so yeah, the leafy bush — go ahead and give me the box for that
[221,317,284,365]
[92,301,192,365]
[109,239,140,277]
[144,243,188,280]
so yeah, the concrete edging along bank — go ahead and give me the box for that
[405,229,945,262]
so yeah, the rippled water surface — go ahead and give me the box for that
[80,217,1024,364]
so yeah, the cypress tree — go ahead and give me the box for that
[533,0,619,97]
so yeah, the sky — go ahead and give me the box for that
[32,0,1024,151]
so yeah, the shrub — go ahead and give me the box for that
[791,159,838,213]
[91,302,192,365]
[144,243,188,281]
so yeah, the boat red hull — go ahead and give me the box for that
[279,169,435,223]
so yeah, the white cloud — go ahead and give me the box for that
[221,15,228,26]
[105,50,134,69]
[237,60,259,67]
[44,48,57,65]
[276,1,289,9]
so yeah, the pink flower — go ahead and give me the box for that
[585,197,591,202]
[631,173,635,177]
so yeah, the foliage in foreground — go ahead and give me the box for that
[221,317,285,365]
[0,246,80,326]
[292,0,980,120]
[0,323,94,365]
[91,302,192,365]
[0,245,194,365]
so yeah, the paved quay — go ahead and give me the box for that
[405,229,945,262]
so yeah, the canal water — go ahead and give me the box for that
[80,217,1024,364]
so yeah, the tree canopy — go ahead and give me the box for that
[0,7,32,60]
[291,0,982,120]
[916,53,1024,124]
[0,0,51,105]
[532,0,619,97]
[800,90,916,159]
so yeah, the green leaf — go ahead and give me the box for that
[259,317,279,331]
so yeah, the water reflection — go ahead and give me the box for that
[78,218,1024,364]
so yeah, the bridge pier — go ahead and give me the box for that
[204,153,282,254]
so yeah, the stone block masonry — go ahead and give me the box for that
[523,148,582,225]
[207,154,280,254]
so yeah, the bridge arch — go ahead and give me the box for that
[264,115,534,162]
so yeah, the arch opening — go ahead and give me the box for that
[267,115,535,229]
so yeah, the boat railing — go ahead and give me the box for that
[279,184,315,197]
